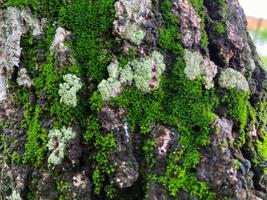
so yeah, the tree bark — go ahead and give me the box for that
[1,0,267,199]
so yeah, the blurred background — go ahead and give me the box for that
[239,0,267,67]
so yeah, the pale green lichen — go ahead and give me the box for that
[125,24,145,45]
[47,126,77,167]
[184,50,218,89]
[98,51,165,100]
[7,190,22,200]
[219,68,249,92]
[58,74,83,107]
[132,50,165,92]
[98,60,134,101]
[98,78,122,101]
[107,59,120,79]
[119,64,134,84]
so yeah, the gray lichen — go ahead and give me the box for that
[0,75,7,102]
[50,27,76,67]
[47,126,77,167]
[16,68,34,88]
[58,74,83,107]
[219,68,249,92]
[0,7,44,76]
[113,0,152,45]
[172,0,202,48]
[0,7,44,102]
[184,50,218,89]
[98,51,165,100]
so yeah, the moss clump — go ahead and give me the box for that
[220,90,250,146]
[257,131,267,161]
[252,102,267,162]
[112,88,165,134]
[92,132,116,196]
[23,106,47,166]
[214,22,225,34]
[60,0,115,81]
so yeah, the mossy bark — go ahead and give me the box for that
[0,0,267,199]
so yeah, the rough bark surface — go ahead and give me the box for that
[1,0,267,199]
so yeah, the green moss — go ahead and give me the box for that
[2,0,118,198]
[253,102,267,163]
[112,88,165,134]
[159,151,215,199]
[220,90,250,146]
[23,106,47,166]
[60,0,115,81]
[158,0,217,197]
[214,23,225,34]
[110,0,217,198]
[143,139,157,169]
[190,0,209,47]
[2,0,38,10]
[92,133,116,195]
[257,130,267,160]
[221,90,249,131]
[56,179,73,200]
[159,27,183,53]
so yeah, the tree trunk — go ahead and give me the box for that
[1,0,267,199]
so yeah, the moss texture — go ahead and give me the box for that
[1,0,266,199]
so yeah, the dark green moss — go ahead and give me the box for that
[2,0,38,9]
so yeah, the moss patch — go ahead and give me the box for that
[110,0,217,198]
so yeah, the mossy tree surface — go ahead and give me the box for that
[1,0,267,199]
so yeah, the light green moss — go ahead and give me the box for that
[219,68,249,92]
[58,74,83,107]
[47,126,77,167]
[214,23,225,34]
[257,131,267,160]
